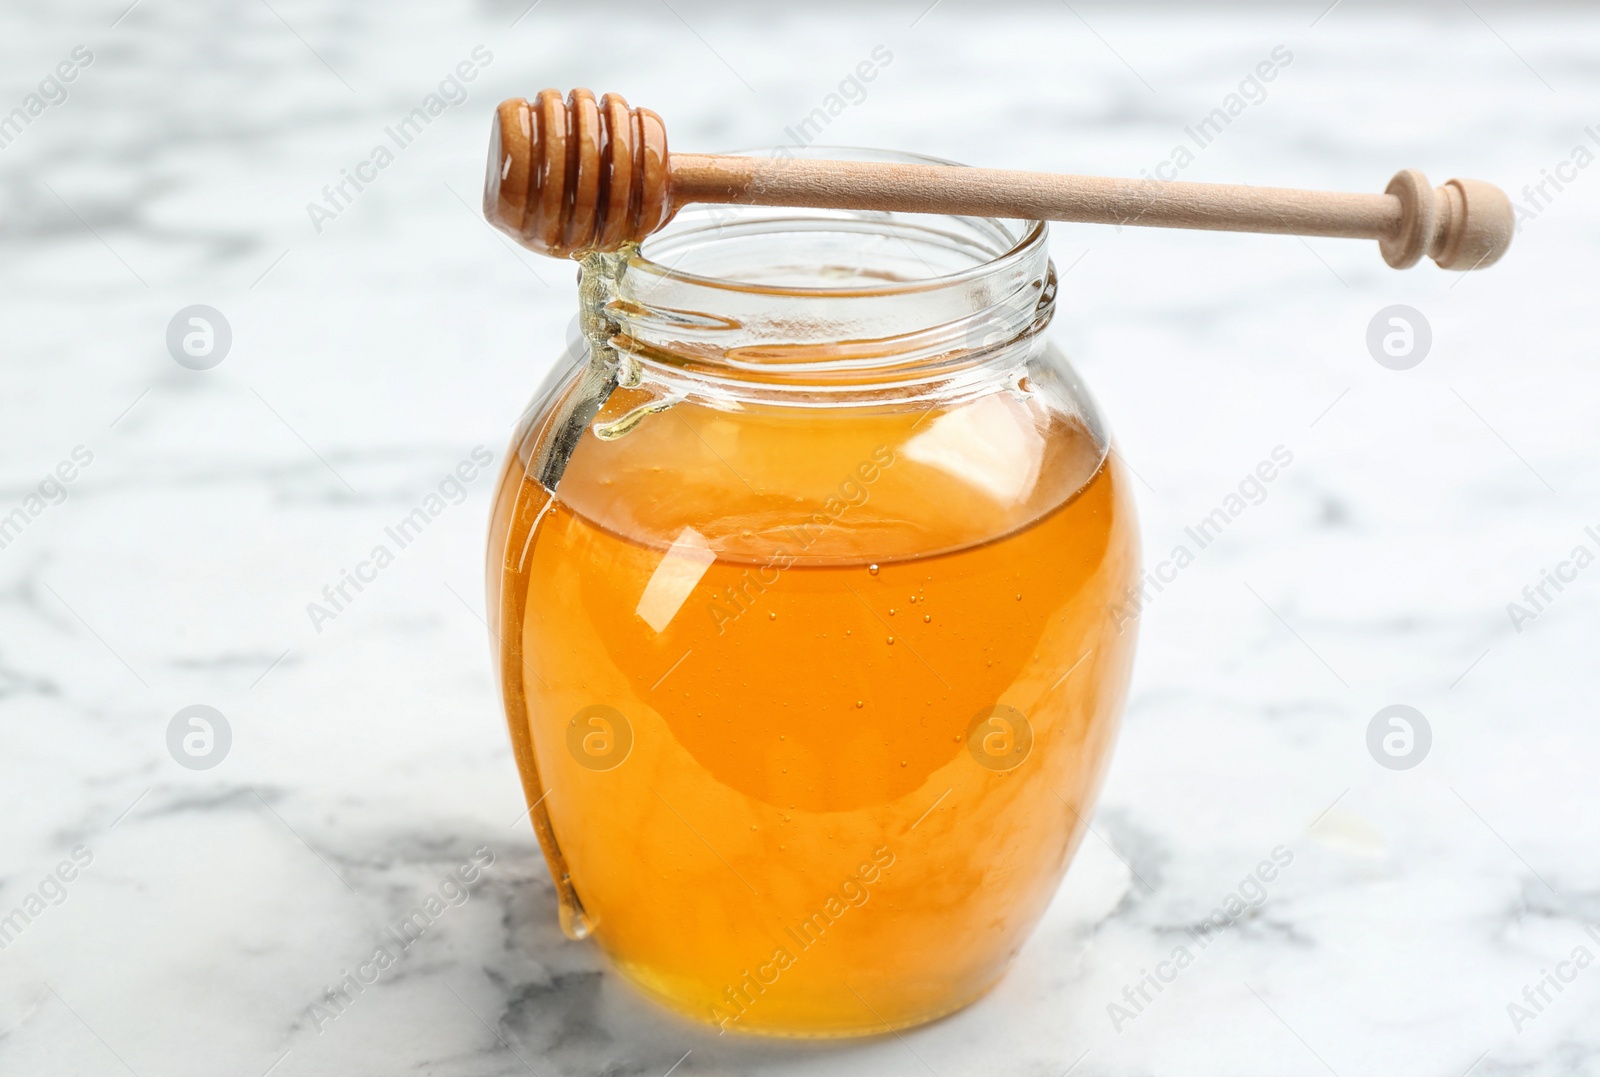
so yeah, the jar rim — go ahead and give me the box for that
[628,145,1048,297]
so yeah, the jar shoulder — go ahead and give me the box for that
[503,339,1116,564]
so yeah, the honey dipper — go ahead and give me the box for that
[484,89,1513,271]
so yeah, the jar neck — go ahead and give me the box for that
[579,151,1054,403]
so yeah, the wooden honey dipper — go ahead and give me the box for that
[485,89,1513,271]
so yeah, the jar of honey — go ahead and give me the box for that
[485,148,1140,1037]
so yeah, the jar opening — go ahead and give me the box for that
[607,148,1054,393]
[633,148,1045,296]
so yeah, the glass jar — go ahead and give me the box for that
[485,149,1140,1037]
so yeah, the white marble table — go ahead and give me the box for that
[3,2,1598,1074]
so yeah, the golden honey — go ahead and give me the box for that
[487,383,1138,1035]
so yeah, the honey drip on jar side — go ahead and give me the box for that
[484,249,634,941]
[488,468,593,939]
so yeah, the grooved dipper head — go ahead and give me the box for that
[484,89,674,258]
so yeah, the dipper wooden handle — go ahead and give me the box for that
[485,90,1513,271]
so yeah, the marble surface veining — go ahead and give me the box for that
[3,1,1599,1074]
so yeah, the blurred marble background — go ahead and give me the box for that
[2,1,1598,1074]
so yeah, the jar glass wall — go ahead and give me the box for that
[485,149,1140,1037]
